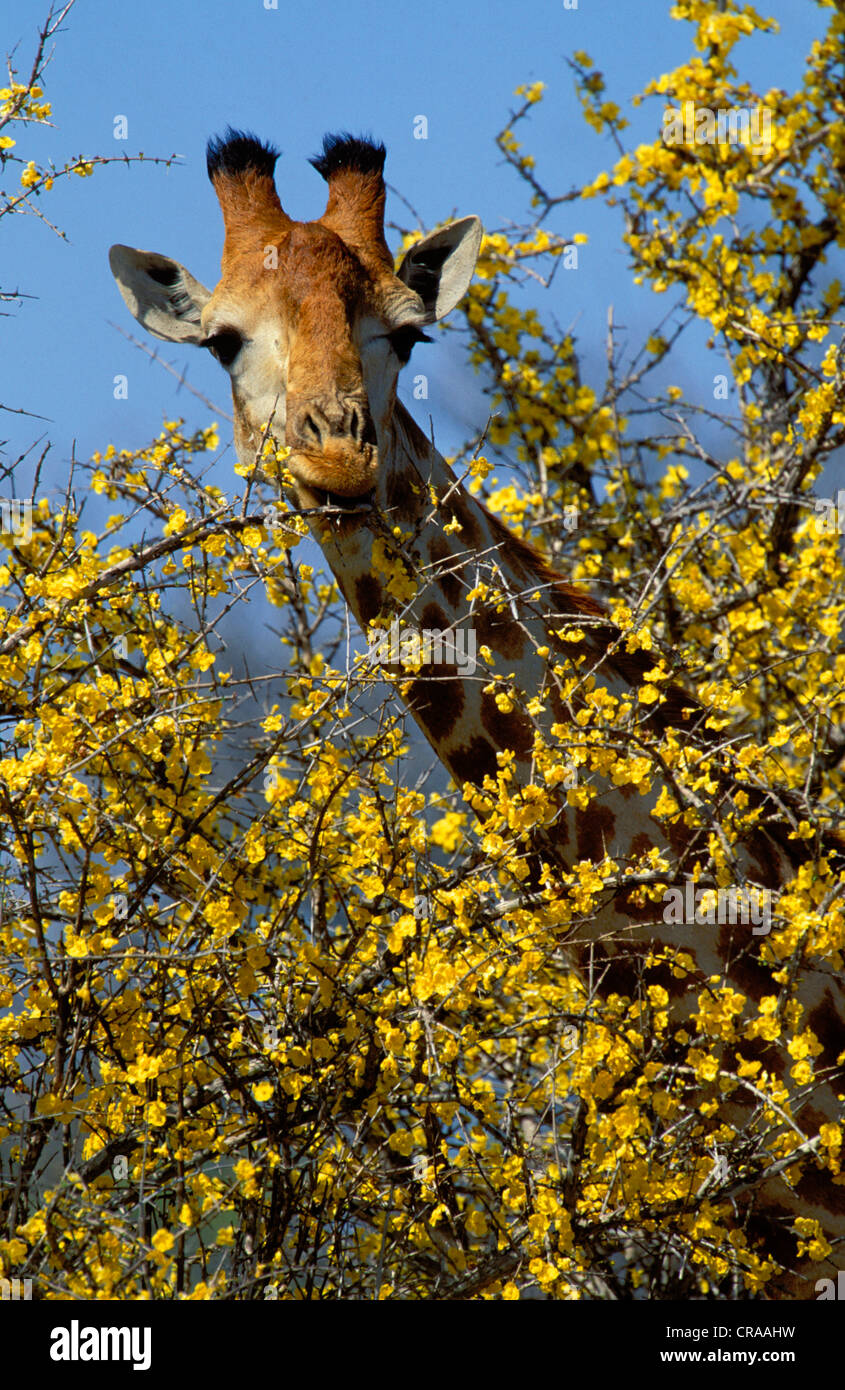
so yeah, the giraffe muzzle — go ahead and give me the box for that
[286,397,379,498]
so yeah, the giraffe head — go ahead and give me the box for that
[109,129,482,507]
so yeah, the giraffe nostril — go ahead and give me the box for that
[302,413,322,446]
[346,403,372,445]
[295,401,374,450]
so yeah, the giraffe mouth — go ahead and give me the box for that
[286,441,379,502]
[319,486,375,511]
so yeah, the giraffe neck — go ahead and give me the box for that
[306,401,802,893]
[311,400,617,786]
[298,399,845,1296]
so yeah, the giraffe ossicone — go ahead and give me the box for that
[110,127,845,1298]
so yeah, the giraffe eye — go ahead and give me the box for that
[203,329,243,368]
[386,325,432,364]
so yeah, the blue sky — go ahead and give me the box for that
[2,0,835,492]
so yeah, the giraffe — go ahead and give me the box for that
[109,128,845,1298]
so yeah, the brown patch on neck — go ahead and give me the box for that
[576,802,616,862]
[407,667,465,743]
[661,813,700,861]
[443,497,483,550]
[385,465,422,528]
[716,926,776,1002]
[354,574,385,626]
[474,603,525,660]
[480,688,534,760]
[807,991,845,1078]
[590,949,643,1000]
[795,1163,845,1216]
[428,537,464,608]
[629,831,655,855]
[420,602,449,631]
[726,1034,785,1078]
[743,828,786,888]
[742,1211,802,1287]
[449,736,499,787]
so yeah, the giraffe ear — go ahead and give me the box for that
[396,216,482,321]
[109,245,212,343]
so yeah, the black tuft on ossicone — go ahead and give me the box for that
[206,127,280,182]
[309,132,386,181]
